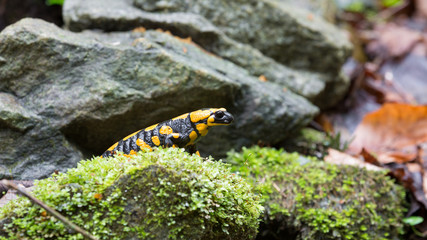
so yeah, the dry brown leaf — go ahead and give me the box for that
[377,151,417,164]
[314,114,334,133]
[360,148,381,166]
[349,103,427,153]
[416,0,427,18]
[324,148,382,171]
[407,163,422,172]
[368,23,422,58]
[386,162,427,212]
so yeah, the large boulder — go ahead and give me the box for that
[0,18,317,179]
[63,0,352,108]
[0,148,263,239]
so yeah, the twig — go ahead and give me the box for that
[272,182,287,198]
[1,180,99,240]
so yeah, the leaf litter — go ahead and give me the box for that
[322,0,427,236]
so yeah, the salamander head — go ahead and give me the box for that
[189,108,234,126]
[207,108,234,126]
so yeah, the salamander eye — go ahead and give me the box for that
[214,111,224,118]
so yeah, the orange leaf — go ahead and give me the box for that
[350,103,427,153]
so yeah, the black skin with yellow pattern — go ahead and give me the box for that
[102,108,234,158]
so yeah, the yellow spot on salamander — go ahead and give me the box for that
[107,142,118,151]
[159,126,173,135]
[122,150,138,157]
[172,133,180,138]
[123,130,140,141]
[145,124,158,131]
[151,136,160,146]
[195,151,200,156]
[123,150,137,158]
[207,116,215,126]
[196,123,208,136]
[189,131,198,142]
[190,109,211,123]
[136,138,152,150]
[172,113,188,120]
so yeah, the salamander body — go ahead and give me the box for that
[102,108,233,158]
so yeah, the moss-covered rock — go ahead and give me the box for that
[226,147,407,240]
[0,148,263,239]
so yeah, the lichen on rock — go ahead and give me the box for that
[0,148,263,239]
[226,146,407,240]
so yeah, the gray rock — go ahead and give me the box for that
[0,93,38,131]
[281,0,338,22]
[131,0,351,72]
[0,18,317,179]
[0,92,82,179]
[63,0,352,108]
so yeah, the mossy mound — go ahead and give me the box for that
[226,146,407,240]
[0,148,263,240]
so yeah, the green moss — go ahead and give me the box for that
[227,146,407,240]
[0,148,263,239]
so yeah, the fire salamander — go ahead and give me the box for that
[102,108,234,158]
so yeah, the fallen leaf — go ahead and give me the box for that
[360,148,382,166]
[349,103,427,153]
[407,163,422,172]
[366,23,422,58]
[314,114,334,133]
[380,52,427,104]
[416,0,427,18]
[386,162,427,211]
[324,148,383,171]
[377,150,417,164]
